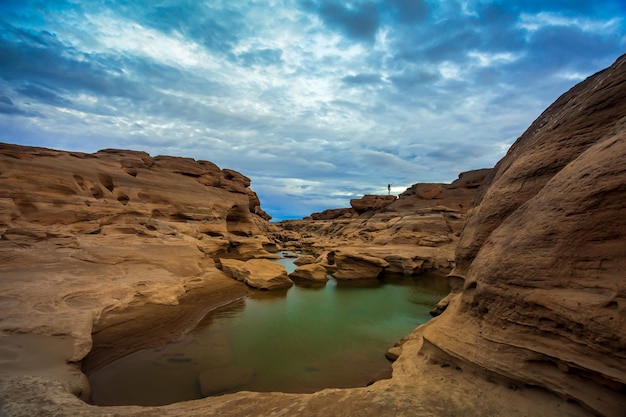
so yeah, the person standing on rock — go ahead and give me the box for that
[387,184,391,195]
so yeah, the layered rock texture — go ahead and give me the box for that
[1,53,625,417]
[0,144,278,395]
[420,54,626,416]
[277,168,492,280]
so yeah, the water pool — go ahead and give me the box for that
[87,254,449,406]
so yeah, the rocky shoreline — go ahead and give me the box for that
[1,54,625,416]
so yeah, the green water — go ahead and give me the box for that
[88,254,449,406]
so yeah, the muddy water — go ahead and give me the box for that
[87,255,449,406]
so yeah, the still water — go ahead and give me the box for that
[88,254,449,406]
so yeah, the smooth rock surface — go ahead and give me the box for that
[220,258,293,290]
[289,263,329,283]
[420,54,626,417]
[330,251,390,280]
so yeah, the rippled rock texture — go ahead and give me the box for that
[421,54,626,416]
[2,52,625,417]
[0,144,275,391]
[276,168,492,279]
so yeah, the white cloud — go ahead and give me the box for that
[518,12,622,33]
[84,13,221,71]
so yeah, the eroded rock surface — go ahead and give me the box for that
[219,258,293,290]
[276,168,491,279]
[2,51,625,417]
[0,143,276,397]
[419,54,626,416]
[289,263,329,283]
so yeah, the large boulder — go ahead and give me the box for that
[219,258,293,290]
[289,264,329,283]
[331,252,389,280]
[350,195,396,214]
[420,54,626,417]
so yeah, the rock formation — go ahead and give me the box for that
[1,53,625,417]
[276,168,492,279]
[219,258,293,290]
[288,263,329,283]
[0,143,278,392]
[418,54,626,416]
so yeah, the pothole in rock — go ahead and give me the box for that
[82,255,450,406]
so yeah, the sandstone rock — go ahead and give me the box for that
[310,208,355,220]
[385,346,402,362]
[331,252,389,280]
[293,255,316,266]
[419,54,626,417]
[3,54,623,417]
[219,258,293,290]
[198,366,255,396]
[381,255,426,276]
[289,264,328,283]
[350,195,397,214]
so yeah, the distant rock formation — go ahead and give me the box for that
[419,54,626,416]
[2,53,625,417]
[277,168,491,278]
[307,170,490,221]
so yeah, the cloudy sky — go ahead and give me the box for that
[1,1,624,220]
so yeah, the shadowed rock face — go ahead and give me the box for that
[422,54,626,416]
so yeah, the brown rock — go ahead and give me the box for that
[289,264,329,283]
[350,195,396,214]
[293,255,316,266]
[331,251,389,280]
[385,346,402,361]
[420,54,626,417]
[220,258,293,290]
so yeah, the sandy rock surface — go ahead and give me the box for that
[421,54,626,416]
[2,52,625,416]
[289,263,329,283]
[219,258,293,290]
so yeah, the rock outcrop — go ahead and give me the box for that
[219,258,293,290]
[2,53,625,417]
[418,54,626,416]
[288,263,329,283]
[276,168,491,279]
[0,143,277,390]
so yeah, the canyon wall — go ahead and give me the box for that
[2,53,625,416]
[418,54,626,416]
[0,144,278,379]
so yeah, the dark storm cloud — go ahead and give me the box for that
[0,24,146,102]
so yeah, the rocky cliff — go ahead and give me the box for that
[418,54,626,416]
[1,53,625,417]
[0,144,279,387]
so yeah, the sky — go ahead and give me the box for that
[0,1,624,220]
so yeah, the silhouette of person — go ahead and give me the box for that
[387,183,391,195]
